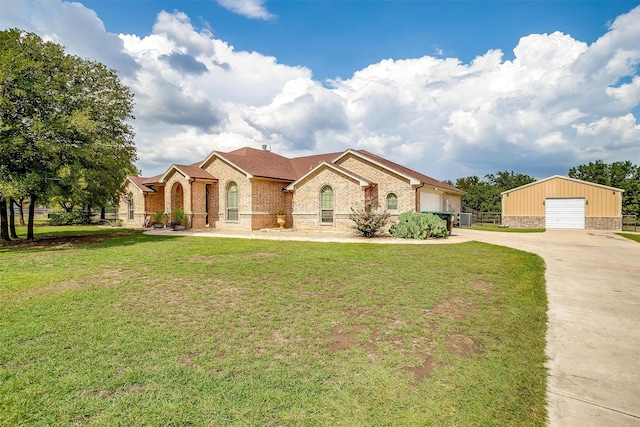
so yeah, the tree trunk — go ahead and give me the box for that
[9,198,18,239]
[100,206,106,220]
[0,198,10,241]
[18,198,25,226]
[27,195,36,240]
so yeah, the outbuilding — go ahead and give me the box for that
[501,175,624,230]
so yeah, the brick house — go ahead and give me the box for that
[118,146,463,231]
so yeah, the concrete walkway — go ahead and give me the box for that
[147,227,640,426]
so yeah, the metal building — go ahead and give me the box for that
[501,175,624,230]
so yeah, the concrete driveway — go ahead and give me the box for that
[151,227,640,425]
[454,229,640,427]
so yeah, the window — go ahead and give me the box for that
[386,193,398,210]
[128,193,134,220]
[320,186,333,224]
[226,182,238,221]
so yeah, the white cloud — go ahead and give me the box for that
[1,0,638,181]
[0,0,138,76]
[242,78,348,150]
[216,0,274,20]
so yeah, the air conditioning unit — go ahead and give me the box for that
[458,213,472,227]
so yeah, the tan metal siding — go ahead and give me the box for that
[503,177,622,217]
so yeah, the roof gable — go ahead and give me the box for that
[201,147,298,181]
[285,161,373,191]
[335,149,463,194]
[289,152,342,178]
[127,176,155,192]
[159,163,216,183]
[501,175,625,195]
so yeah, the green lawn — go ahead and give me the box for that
[1,228,548,426]
[617,232,640,243]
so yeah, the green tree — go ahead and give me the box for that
[456,171,535,212]
[0,29,136,240]
[455,176,492,212]
[568,160,640,216]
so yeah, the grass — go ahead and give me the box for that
[8,224,126,239]
[470,224,546,233]
[617,233,640,243]
[0,228,548,426]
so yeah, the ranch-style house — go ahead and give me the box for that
[118,146,464,232]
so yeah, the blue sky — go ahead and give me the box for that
[1,0,639,181]
[82,0,637,81]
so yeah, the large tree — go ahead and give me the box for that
[0,29,136,240]
[569,160,640,216]
[456,171,535,212]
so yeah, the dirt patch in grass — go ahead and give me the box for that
[470,279,494,292]
[404,352,434,382]
[326,290,484,381]
[447,334,480,357]
[329,324,367,351]
[328,322,439,382]
[425,292,477,320]
[189,254,215,264]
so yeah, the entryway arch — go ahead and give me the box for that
[171,182,184,213]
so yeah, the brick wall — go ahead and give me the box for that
[118,182,147,227]
[202,158,252,230]
[190,181,208,228]
[503,215,622,230]
[162,171,191,228]
[337,154,415,213]
[251,178,290,230]
[586,217,622,230]
[145,189,165,215]
[292,166,365,230]
[501,216,545,228]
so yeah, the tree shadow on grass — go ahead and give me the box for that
[0,231,178,253]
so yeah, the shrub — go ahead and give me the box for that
[48,210,95,225]
[389,211,448,239]
[350,205,390,238]
[153,210,164,224]
[173,208,185,225]
[109,218,123,227]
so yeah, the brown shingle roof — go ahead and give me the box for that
[132,146,462,194]
[173,163,216,180]
[128,176,155,192]
[289,152,342,178]
[141,174,163,185]
[220,147,299,180]
[354,150,462,193]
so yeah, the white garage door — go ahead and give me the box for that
[545,198,585,229]
[420,192,440,211]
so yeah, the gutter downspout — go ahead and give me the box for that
[415,183,425,211]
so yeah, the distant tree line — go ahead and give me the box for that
[454,161,640,216]
[1,29,137,241]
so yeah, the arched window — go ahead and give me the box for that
[128,193,134,220]
[386,193,398,210]
[320,186,333,224]
[226,182,238,222]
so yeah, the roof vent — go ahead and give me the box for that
[261,144,270,151]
